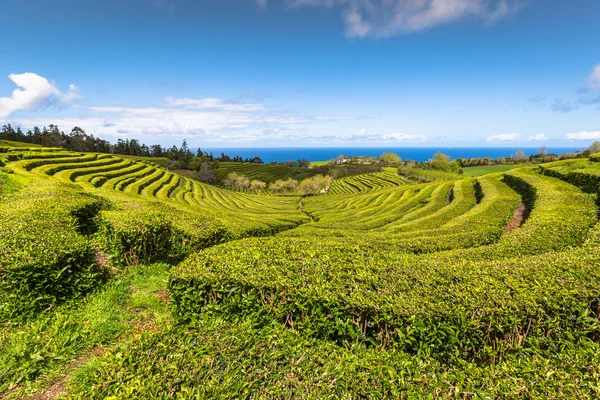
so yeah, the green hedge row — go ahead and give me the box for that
[21,154,100,171]
[0,178,107,322]
[44,157,123,178]
[90,163,147,188]
[64,159,133,182]
[170,169,599,363]
[538,160,600,204]
[64,317,600,398]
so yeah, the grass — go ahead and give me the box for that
[462,164,524,176]
[309,160,329,166]
[118,154,172,168]
[0,263,171,398]
[1,144,600,397]
[0,140,42,148]
[214,162,311,183]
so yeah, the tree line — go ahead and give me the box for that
[224,172,333,196]
[0,124,264,166]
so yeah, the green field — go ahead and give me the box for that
[309,160,329,166]
[214,161,311,182]
[0,140,42,148]
[462,164,524,176]
[2,145,600,398]
[118,154,172,168]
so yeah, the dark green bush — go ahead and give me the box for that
[0,180,107,322]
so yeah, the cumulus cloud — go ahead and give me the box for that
[0,73,82,118]
[8,96,357,145]
[486,133,520,142]
[565,131,600,141]
[587,65,600,91]
[265,0,520,37]
[528,133,547,141]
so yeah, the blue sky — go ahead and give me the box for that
[0,0,599,147]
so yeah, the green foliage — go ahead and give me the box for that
[215,162,310,183]
[379,152,402,166]
[462,164,523,176]
[398,165,462,182]
[589,153,600,162]
[65,317,600,399]
[538,159,600,203]
[0,140,42,148]
[0,263,171,396]
[2,149,600,397]
[329,171,407,195]
[0,178,107,323]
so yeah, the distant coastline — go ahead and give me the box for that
[198,147,584,164]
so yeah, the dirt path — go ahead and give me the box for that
[504,202,528,233]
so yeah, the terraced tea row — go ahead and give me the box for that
[5,151,308,235]
[171,166,600,367]
[328,171,408,195]
[2,144,600,397]
[538,158,600,199]
[215,162,311,182]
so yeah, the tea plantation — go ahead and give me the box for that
[1,146,600,398]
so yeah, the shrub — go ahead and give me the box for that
[0,179,107,322]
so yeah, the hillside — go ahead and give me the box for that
[214,161,311,183]
[1,145,600,398]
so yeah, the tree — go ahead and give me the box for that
[514,150,526,162]
[380,152,401,167]
[197,162,218,183]
[299,176,320,196]
[224,172,241,191]
[539,146,548,156]
[429,152,459,172]
[283,178,299,194]
[269,180,285,195]
[250,180,267,194]
[151,144,163,157]
[238,176,251,192]
[318,175,333,193]
[589,141,600,154]
[297,158,310,168]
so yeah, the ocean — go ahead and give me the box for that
[198,147,584,164]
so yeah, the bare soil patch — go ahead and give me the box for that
[504,202,528,234]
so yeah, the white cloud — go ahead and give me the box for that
[62,84,83,103]
[566,131,600,141]
[164,96,266,112]
[528,133,547,141]
[281,0,520,37]
[0,73,82,118]
[8,96,356,145]
[486,133,520,142]
[587,65,600,91]
[341,131,427,142]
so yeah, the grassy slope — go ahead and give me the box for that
[214,162,310,182]
[0,140,41,147]
[2,150,600,398]
[462,164,524,176]
[117,154,172,168]
[0,263,171,398]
